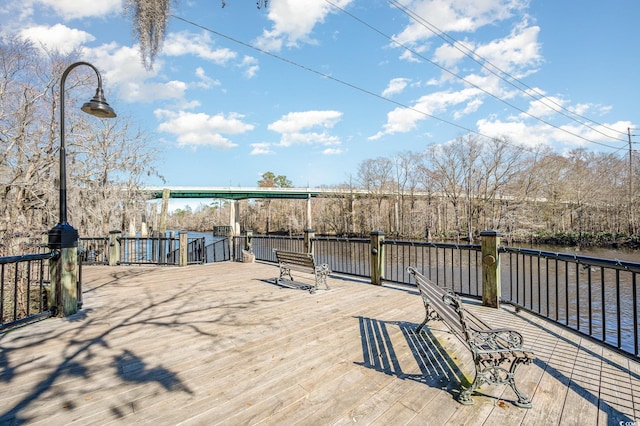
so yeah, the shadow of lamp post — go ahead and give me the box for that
[48,61,116,317]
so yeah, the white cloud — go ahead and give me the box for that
[268,110,343,148]
[255,0,354,51]
[88,42,156,87]
[392,0,527,47]
[194,67,221,89]
[240,56,259,79]
[85,42,190,104]
[250,142,273,155]
[433,40,469,68]
[370,88,481,140]
[163,31,237,65]
[35,0,121,20]
[474,23,542,76]
[155,110,254,149]
[20,24,94,54]
[323,148,344,155]
[382,78,411,97]
[476,118,548,148]
[524,94,566,119]
[269,110,342,133]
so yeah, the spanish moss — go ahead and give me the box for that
[126,0,269,70]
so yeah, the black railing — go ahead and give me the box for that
[120,236,179,265]
[239,233,640,359]
[500,246,640,357]
[79,237,110,265]
[205,238,231,263]
[383,240,483,296]
[236,235,304,263]
[314,236,371,277]
[0,252,57,330]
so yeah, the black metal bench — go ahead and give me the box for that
[273,249,330,293]
[407,266,535,408]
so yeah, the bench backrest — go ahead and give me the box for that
[274,249,316,268]
[408,266,490,345]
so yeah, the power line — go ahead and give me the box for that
[323,0,621,150]
[170,15,507,144]
[171,13,619,153]
[386,0,629,142]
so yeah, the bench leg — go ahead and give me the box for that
[509,359,533,408]
[458,370,483,405]
[458,361,532,408]
[278,267,293,284]
[416,305,439,334]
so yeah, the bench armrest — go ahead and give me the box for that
[468,328,525,353]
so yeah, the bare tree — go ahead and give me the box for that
[426,136,480,241]
[356,157,394,231]
[0,37,160,253]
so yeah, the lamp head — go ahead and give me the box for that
[81,87,116,118]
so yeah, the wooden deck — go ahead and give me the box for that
[1,261,639,425]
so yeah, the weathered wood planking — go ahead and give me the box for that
[0,262,639,425]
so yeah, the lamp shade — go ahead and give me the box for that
[81,87,116,118]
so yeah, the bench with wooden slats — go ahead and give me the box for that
[407,266,535,408]
[273,249,330,293]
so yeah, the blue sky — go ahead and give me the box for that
[1,0,638,190]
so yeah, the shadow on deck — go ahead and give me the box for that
[1,262,638,425]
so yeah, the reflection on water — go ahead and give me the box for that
[508,243,640,263]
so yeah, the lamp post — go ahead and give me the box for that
[48,61,116,249]
[48,61,116,316]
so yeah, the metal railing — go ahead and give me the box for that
[79,237,110,265]
[11,232,636,358]
[500,246,640,357]
[238,233,640,358]
[314,236,371,277]
[0,252,57,330]
[383,240,483,296]
[81,234,229,265]
[120,236,180,265]
[235,235,304,263]
[205,237,231,263]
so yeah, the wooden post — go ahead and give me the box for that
[480,229,501,308]
[306,195,312,230]
[179,232,188,267]
[370,230,385,285]
[304,228,315,254]
[49,246,78,316]
[109,230,121,266]
[159,188,170,234]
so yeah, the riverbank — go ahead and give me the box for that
[505,230,640,250]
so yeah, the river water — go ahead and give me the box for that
[507,242,640,263]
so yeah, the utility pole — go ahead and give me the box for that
[631,128,636,235]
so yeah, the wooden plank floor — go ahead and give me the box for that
[1,261,639,425]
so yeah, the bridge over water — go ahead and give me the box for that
[143,186,406,235]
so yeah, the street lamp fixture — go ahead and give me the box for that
[48,61,116,249]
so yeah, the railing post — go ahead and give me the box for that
[179,232,188,267]
[109,230,121,266]
[480,229,501,308]
[304,228,315,253]
[242,230,255,263]
[370,230,385,285]
[48,245,78,317]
